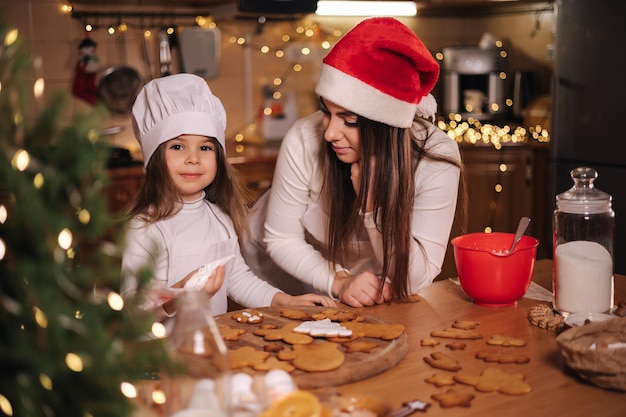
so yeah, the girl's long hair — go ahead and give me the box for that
[319,116,465,302]
[125,138,251,240]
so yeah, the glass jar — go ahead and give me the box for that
[164,291,231,417]
[553,167,615,315]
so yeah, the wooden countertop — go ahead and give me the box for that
[132,259,625,416]
[332,258,625,416]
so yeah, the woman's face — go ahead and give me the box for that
[321,98,362,164]
[164,134,218,201]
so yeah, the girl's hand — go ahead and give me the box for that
[202,265,225,297]
[271,292,337,308]
[332,270,392,307]
[163,266,225,314]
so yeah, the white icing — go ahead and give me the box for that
[293,318,352,337]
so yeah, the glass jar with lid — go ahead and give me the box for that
[553,167,615,315]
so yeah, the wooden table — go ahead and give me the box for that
[330,259,626,416]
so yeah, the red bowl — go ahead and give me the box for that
[451,232,539,307]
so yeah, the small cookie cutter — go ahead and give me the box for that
[390,399,430,417]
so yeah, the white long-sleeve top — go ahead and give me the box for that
[121,194,280,328]
[247,111,460,297]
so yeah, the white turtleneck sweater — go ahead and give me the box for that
[121,194,279,327]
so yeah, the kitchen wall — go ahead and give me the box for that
[0,0,556,158]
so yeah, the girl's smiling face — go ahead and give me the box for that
[165,134,218,201]
[320,98,362,164]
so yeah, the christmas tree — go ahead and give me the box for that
[0,18,170,417]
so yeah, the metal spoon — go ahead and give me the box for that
[509,217,531,254]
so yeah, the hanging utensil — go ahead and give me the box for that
[159,29,172,76]
[98,66,143,115]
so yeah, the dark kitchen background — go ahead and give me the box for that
[2,0,624,275]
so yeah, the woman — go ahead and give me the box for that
[243,17,464,307]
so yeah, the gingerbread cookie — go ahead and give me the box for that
[253,356,295,373]
[430,389,474,408]
[420,338,441,347]
[229,346,269,370]
[425,373,457,387]
[343,321,405,340]
[263,342,285,353]
[293,319,352,338]
[254,322,314,345]
[219,325,247,341]
[342,340,380,353]
[445,342,467,351]
[430,327,482,340]
[277,342,345,372]
[280,309,311,321]
[423,352,461,372]
[451,320,480,330]
[475,350,530,364]
[231,309,264,324]
[311,308,361,322]
[527,304,564,331]
[486,334,526,347]
[454,367,532,395]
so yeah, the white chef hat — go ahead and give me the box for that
[132,73,227,167]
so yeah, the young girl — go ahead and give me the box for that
[243,17,465,308]
[121,74,334,331]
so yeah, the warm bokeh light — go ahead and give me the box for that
[65,353,84,372]
[58,228,73,250]
[152,389,166,404]
[151,322,166,338]
[0,394,13,416]
[121,382,138,398]
[107,292,124,311]
[33,78,45,98]
[11,149,30,171]
[39,374,53,390]
[78,209,91,224]
[4,28,18,46]
[33,172,44,189]
[33,306,48,328]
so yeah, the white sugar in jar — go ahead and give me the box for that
[554,241,613,314]
[553,167,615,315]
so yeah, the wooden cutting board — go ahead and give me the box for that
[215,306,408,389]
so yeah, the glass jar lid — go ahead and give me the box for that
[556,167,612,214]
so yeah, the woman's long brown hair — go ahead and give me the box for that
[319,117,465,302]
[125,138,251,241]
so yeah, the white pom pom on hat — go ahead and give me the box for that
[315,17,440,128]
[132,73,227,167]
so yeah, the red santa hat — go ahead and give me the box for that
[315,17,440,128]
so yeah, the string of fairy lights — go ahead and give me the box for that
[60,2,551,234]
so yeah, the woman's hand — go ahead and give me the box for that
[271,292,337,308]
[332,270,392,307]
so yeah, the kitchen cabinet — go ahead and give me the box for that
[105,165,146,214]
